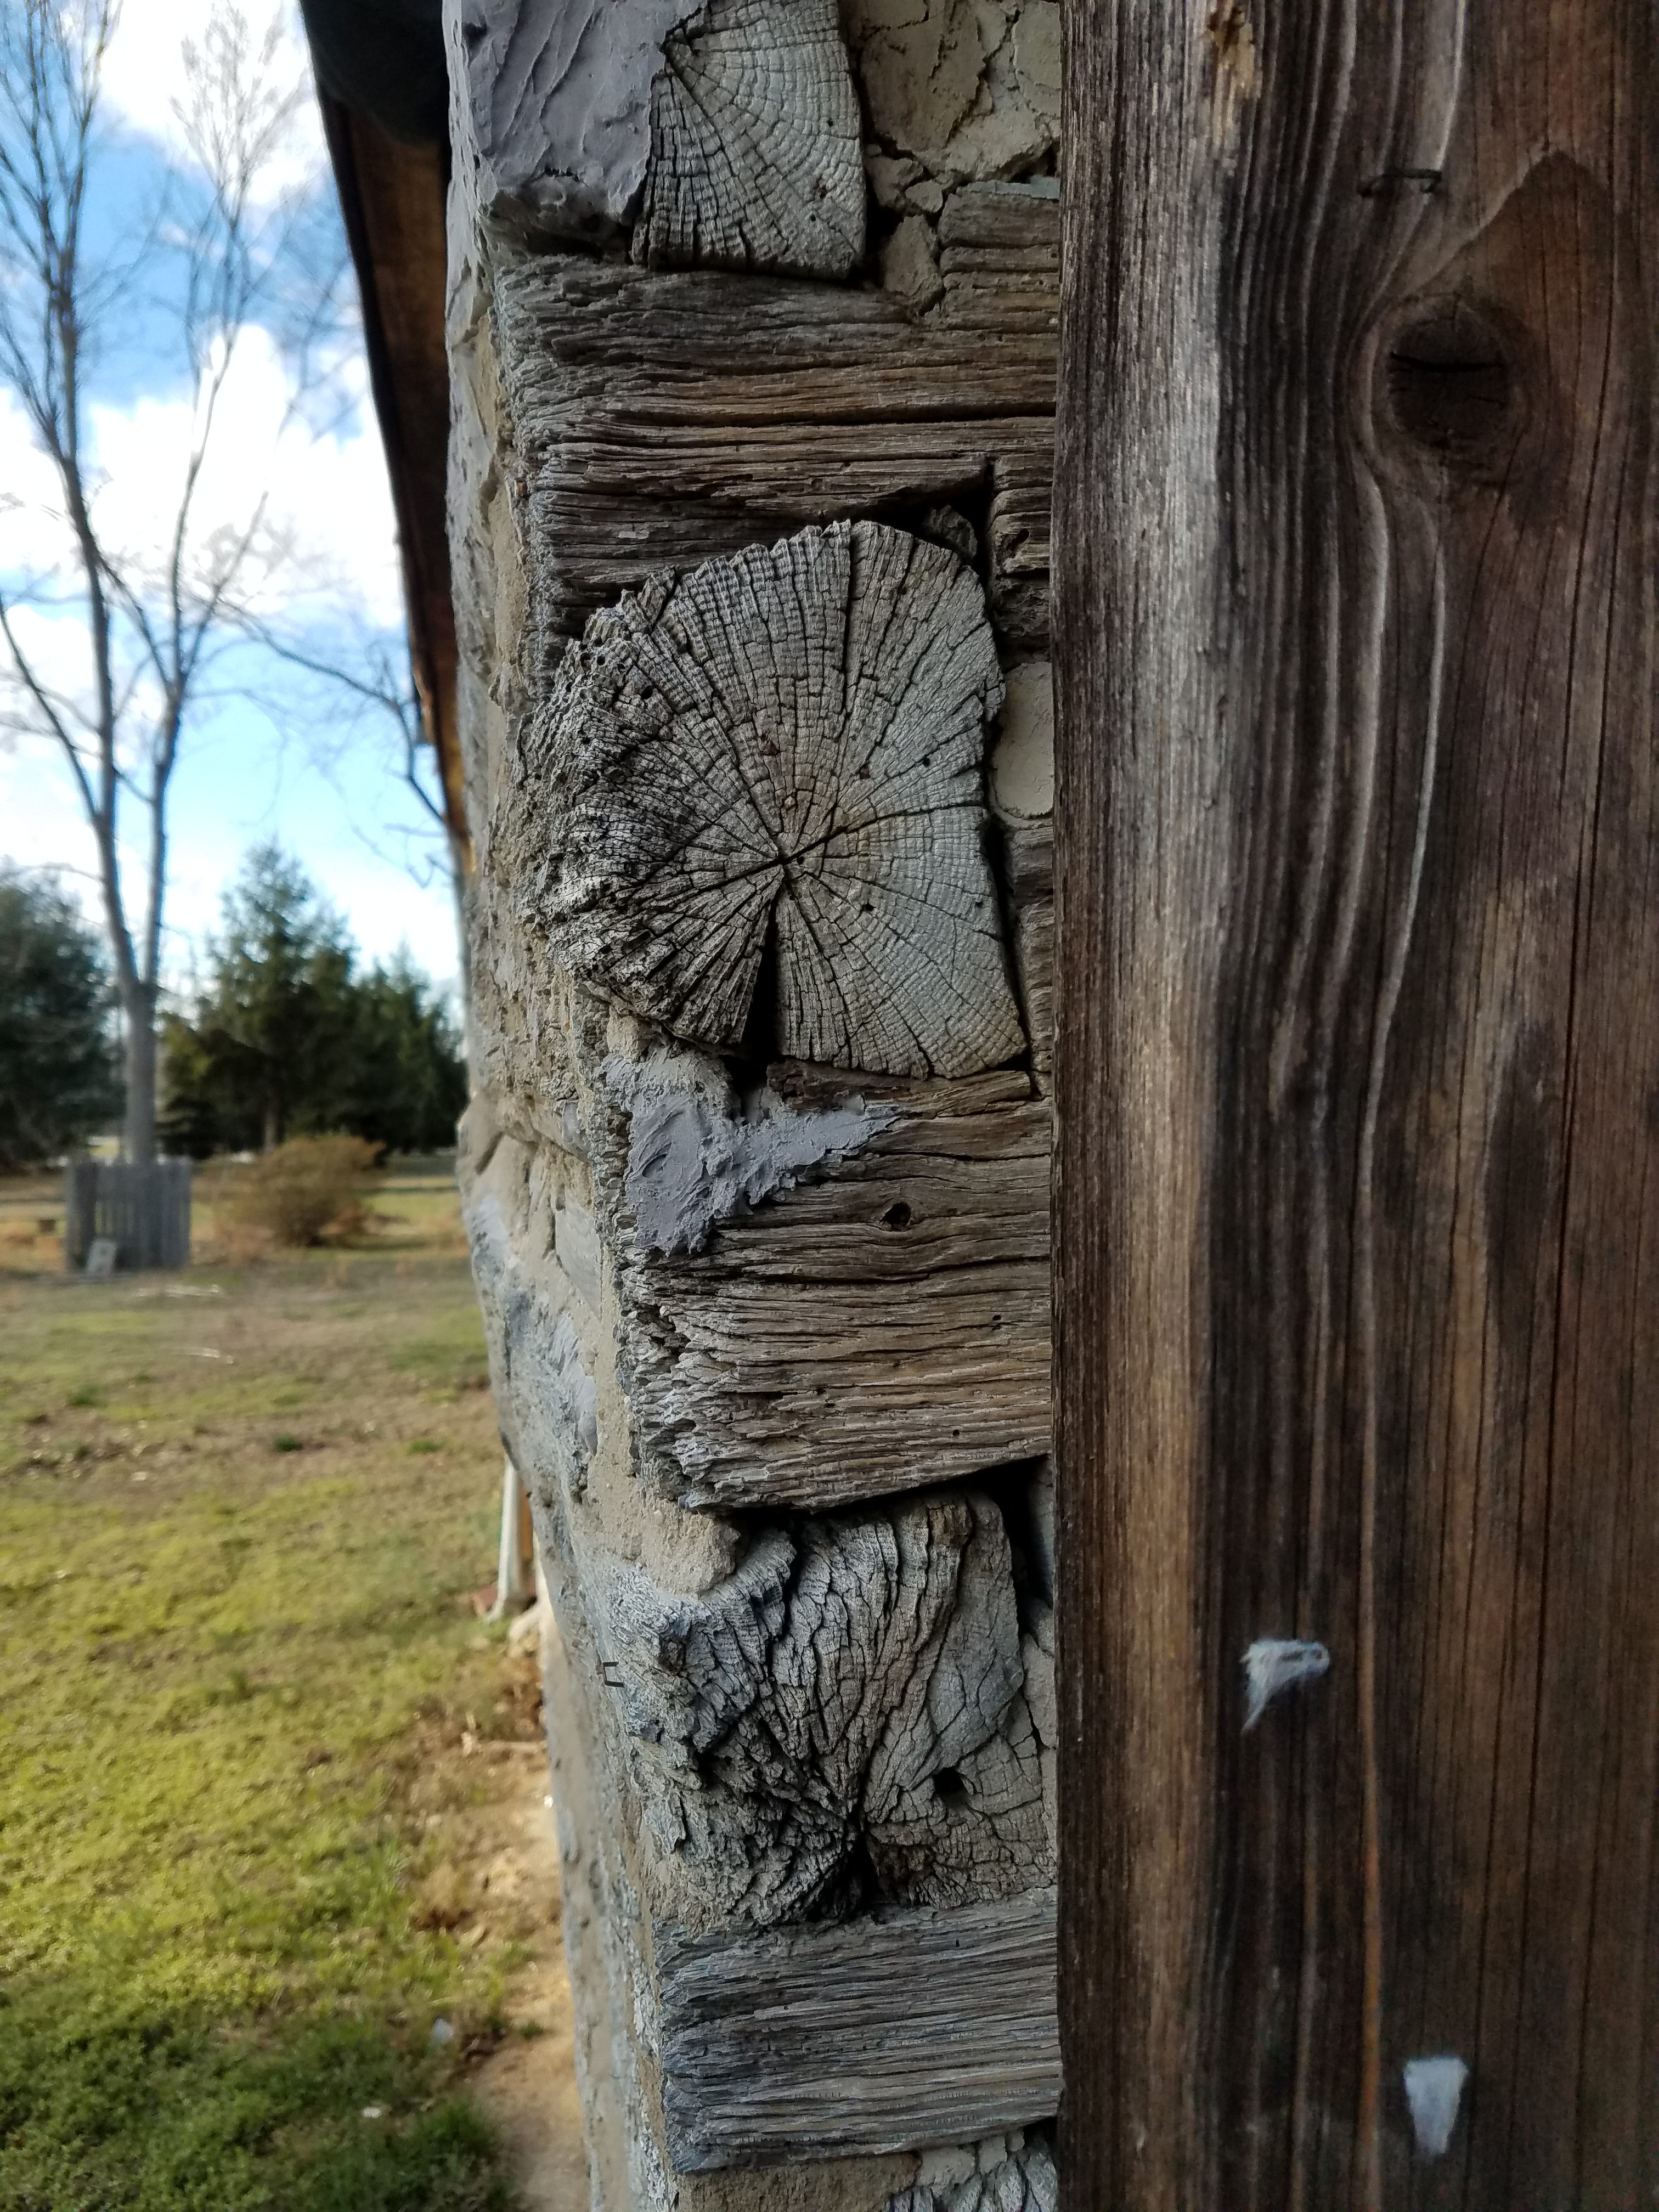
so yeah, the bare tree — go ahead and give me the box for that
[0,0,345,1161]
[232,610,467,928]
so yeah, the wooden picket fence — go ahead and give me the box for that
[63,1159,192,1273]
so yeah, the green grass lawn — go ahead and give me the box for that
[0,1166,533,2211]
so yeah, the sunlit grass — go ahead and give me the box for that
[0,1176,524,2211]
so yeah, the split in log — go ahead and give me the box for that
[505,521,1025,1079]
[597,1489,1051,1927]
[657,1886,1059,2170]
[636,0,865,279]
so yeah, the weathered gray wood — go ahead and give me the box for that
[493,251,1056,645]
[449,0,864,279]
[658,1886,1059,2170]
[64,1158,191,1272]
[935,179,1059,257]
[936,179,1059,332]
[985,448,1052,646]
[441,6,1069,2195]
[501,521,1023,1079]
[596,1063,1052,1509]
[447,0,701,243]
[636,0,864,279]
[466,1114,1056,1938]
[592,1490,1051,1928]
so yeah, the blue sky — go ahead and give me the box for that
[0,0,461,996]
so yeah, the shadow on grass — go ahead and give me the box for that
[0,1985,509,2212]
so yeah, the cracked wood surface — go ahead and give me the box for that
[492,237,1056,645]
[501,520,1023,1079]
[444,7,1066,2188]
[463,1108,1056,1941]
[636,0,864,279]
[448,0,862,280]
[593,1062,1052,1510]
[602,1491,1050,1930]
[658,1887,1059,2170]
[1057,3,1659,2207]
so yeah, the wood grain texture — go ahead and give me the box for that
[600,1063,1053,1509]
[1000,817,1052,1079]
[635,0,865,278]
[937,179,1060,334]
[493,240,1057,645]
[1056,3,1659,2208]
[597,1491,1051,1933]
[658,1886,1059,2170]
[504,521,1023,1077]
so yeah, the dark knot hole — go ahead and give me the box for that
[882,1200,913,1230]
[1385,304,1519,470]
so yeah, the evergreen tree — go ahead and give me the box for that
[160,847,465,1158]
[0,868,122,1167]
[311,952,469,1154]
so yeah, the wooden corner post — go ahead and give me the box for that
[1054,4,1659,2207]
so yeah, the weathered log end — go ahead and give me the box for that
[448,0,863,278]
[637,0,866,278]
[503,521,1024,1080]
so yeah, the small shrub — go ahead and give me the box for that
[220,1136,381,1250]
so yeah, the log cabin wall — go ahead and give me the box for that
[443,4,1062,2206]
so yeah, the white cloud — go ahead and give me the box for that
[2,330,399,628]
[87,324,403,628]
[100,0,326,201]
[1,4,439,991]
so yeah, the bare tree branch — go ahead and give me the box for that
[0,0,368,1161]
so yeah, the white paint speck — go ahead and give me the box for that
[1242,1638,1331,1729]
[1404,2054,1468,2157]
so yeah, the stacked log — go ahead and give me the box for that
[445,6,1060,2202]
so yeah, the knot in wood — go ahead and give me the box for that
[521,520,1024,1080]
[1379,296,1523,479]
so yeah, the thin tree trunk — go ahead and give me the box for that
[1056,3,1659,2207]
[121,985,157,1165]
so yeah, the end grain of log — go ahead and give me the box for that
[636,0,865,279]
[506,520,1024,1080]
